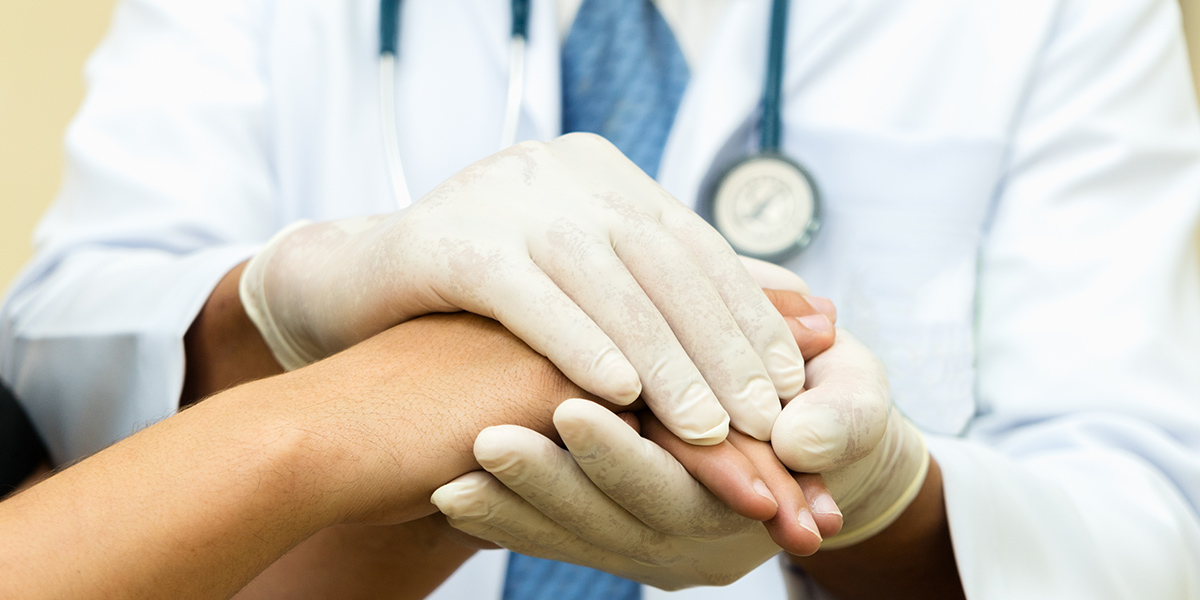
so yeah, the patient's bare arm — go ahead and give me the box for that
[0,313,596,600]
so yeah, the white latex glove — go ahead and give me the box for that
[771,330,929,549]
[434,339,925,589]
[737,255,928,549]
[240,134,807,443]
[432,399,784,590]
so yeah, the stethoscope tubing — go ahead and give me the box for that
[377,0,789,208]
[378,0,530,206]
[761,0,789,154]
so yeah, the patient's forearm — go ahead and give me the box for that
[0,384,334,600]
[233,519,479,600]
[0,314,586,600]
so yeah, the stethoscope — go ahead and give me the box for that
[378,0,820,262]
[378,0,531,207]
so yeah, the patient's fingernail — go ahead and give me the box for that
[811,493,842,518]
[797,314,832,333]
[805,296,837,321]
[753,480,778,509]
[799,508,822,540]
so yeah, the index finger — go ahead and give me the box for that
[659,208,809,402]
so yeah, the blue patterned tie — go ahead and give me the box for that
[502,552,641,600]
[502,5,687,599]
[560,0,690,179]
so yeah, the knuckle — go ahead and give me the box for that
[553,133,633,165]
[560,238,617,274]
[507,139,551,159]
[512,138,547,152]
[703,571,743,587]
[632,232,690,265]
[557,131,612,151]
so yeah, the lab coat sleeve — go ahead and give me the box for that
[933,0,1200,597]
[0,0,279,463]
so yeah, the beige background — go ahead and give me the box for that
[2,1,1200,292]
[1,0,120,292]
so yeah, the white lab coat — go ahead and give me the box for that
[3,0,1200,597]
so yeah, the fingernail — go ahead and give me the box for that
[805,296,837,321]
[810,493,842,518]
[797,314,832,333]
[752,479,778,509]
[798,508,822,540]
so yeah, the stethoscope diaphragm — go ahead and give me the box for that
[708,153,820,262]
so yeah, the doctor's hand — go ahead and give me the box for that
[432,286,842,590]
[433,400,833,591]
[745,266,930,550]
[770,330,929,550]
[238,133,808,444]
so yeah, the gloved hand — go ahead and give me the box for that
[239,133,807,443]
[432,279,843,590]
[432,337,924,590]
[740,257,930,549]
[771,330,929,549]
[432,399,789,590]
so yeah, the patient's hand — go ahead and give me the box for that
[433,284,843,589]
[434,400,793,590]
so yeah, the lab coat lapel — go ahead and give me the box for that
[658,0,859,209]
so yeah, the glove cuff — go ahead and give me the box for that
[819,412,929,550]
[240,220,318,371]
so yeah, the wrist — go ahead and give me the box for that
[239,220,320,371]
[195,380,352,532]
[819,411,929,549]
[183,261,284,406]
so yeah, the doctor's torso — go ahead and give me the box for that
[14,0,1197,597]
[263,0,1055,439]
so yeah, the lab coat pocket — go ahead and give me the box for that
[788,130,1007,436]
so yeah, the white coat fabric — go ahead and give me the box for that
[3,0,1200,598]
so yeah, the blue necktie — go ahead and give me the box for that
[560,0,690,179]
[502,552,641,600]
[502,4,688,599]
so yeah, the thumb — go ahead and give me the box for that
[771,329,891,473]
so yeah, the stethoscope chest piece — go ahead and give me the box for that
[708,153,821,262]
